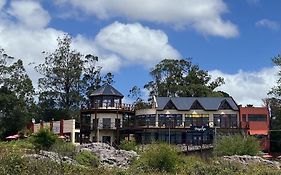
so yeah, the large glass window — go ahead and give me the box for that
[214,114,237,128]
[158,114,182,127]
[185,114,209,127]
[248,115,267,121]
[135,114,156,126]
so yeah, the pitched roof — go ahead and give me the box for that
[90,84,124,97]
[156,97,239,111]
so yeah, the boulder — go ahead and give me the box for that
[79,143,138,169]
[223,155,281,169]
[23,150,79,165]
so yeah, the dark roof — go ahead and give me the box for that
[156,97,239,111]
[90,84,124,97]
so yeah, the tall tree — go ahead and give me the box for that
[35,34,112,119]
[267,54,281,152]
[0,48,35,138]
[144,58,225,100]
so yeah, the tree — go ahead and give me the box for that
[0,48,34,105]
[266,54,281,152]
[128,86,151,109]
[0,48,35,139]
[35,34,113,120]
[144,58,225,100]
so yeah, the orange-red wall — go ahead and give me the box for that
[239,106,270,151]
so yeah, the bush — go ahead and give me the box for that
[214,135,260,156]
[50,141,76,158]
[120,140,137,151]
[134,143,180,173]
[0,144,25,175]
[0,139,34,150]
[75,150,99,167]
[31,128,58,151]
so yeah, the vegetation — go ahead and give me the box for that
[75,150,99,167]
[134,143,180,173]
[0,48,35,140]
[266,54,281,152]
[31,128,58,151]
[35,34,114,120]
[119,140,137,151]
[144,58,227,100]
[214,135,260,156]
[0,140,280,175]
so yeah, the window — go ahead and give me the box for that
[135,114,156,126]
[248,115,267,121]
[185,114,209,127]
[147,114,156,126]
[102,118,111,129]
[214,114,237,128]
[158,114,182,127]
[242,114,247,122]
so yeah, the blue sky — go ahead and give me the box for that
[0,0,280,106]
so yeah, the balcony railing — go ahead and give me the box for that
[92,121,121,130]
[81,103,134,111]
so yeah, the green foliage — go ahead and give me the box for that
[75,150,99,167]
[134,143,180,173]
[0,139,34,150]
[0,48,35,139]
[0,141,281,175]
[50,141,77,158]
[31,128,58,151]
[120,140,137,151]
[214,135,260,156]
[0,144,25,175]
[144,58,226,100]
[35,34,113,120]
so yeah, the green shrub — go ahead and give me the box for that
[30,128,58,151]
[214,135,260,156]
[50,141,77,158]
[134,143,180,173]
[0,144,25,175]
[120,140,137,151]
[75,150,99,167]
[0,139,34,150]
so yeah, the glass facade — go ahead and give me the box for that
[248,115,267,121]
[214,114,237,128]
[135,114,156,127]
[184,114,209,127]
[158,114,183,127]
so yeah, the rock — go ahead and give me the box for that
[23,150,79,166]
[223,155,281,169]
[79,143,138,169]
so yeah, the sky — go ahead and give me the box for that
[0,0,281,106]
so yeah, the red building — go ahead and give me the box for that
[239,105,270,152]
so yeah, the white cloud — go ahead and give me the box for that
[0,0,180,87]
[7,0,51,29]
[54,0,239,38]
[210,67,279,106]
[256,19,280,31]
[0,0,6,10]
[95,22,180,67]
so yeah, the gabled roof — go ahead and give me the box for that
[155,97,239,111]
[90,84,124,97]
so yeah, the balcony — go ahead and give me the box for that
[91,121,121,130]
[81,103,134,112]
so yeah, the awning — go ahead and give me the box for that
[249,130,268,135]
